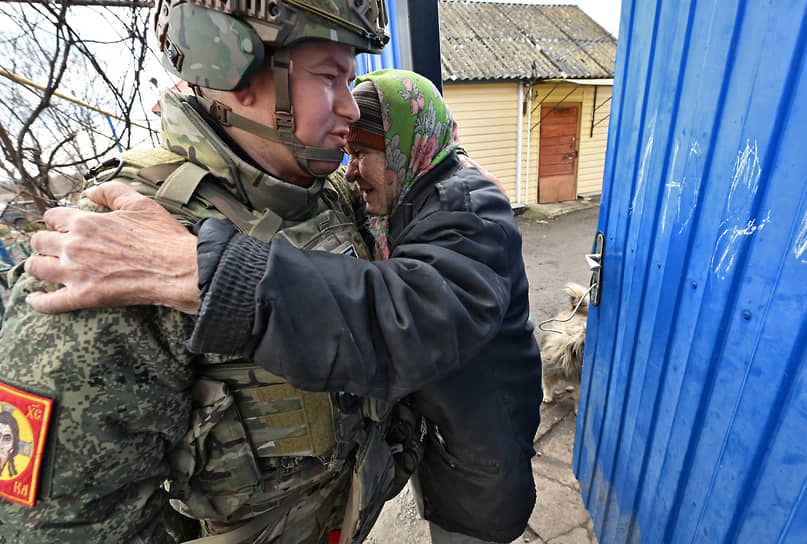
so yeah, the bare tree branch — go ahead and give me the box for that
[15,1,153,8]
[0,1,153,212]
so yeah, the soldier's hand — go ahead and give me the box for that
[24,182,201,315]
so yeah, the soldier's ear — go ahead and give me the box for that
[231,86,253,106]
[232,65,275,108]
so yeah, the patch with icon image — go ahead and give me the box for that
[0,381,53,507]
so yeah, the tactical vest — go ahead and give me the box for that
[86,148,406,544]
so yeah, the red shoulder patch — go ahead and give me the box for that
[0,381,53,507]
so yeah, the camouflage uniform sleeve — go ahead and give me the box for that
[327,167,374,255]
[327,167,365,224]
[0,209,195,542]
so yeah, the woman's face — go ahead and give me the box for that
[345,143,401,215]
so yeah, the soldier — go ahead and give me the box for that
[0,0,397,542]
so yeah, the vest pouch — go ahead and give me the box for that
[278,208,370,261]
[199,364,338,461]
[342,417,397,544]
[165,378,262,521]
[343,400,426,542]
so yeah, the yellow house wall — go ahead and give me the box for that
[443,82,520,200]
[577,85,612,196]
[444,81,612,204]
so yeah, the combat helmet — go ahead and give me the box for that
[153,0,389,177]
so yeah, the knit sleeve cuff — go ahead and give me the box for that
[187,231,272,355]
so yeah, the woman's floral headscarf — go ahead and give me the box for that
[352,69,459,259]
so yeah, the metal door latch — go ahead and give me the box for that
[537,230,606,334]
[586,231,605,306]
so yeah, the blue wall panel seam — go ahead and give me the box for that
[722,12,807,540]
[618,2,700,542]
[575,0,637,509]
[603,4,697,541]
[660,2,789,538]
[778,475,807,544]
[586,0,658,532]
[594,0,667,536]
[689,8,807,539]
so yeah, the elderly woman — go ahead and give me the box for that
[332,69,541,543]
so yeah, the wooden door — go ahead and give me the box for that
[538,104,580,203]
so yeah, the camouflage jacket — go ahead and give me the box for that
[0,89,376,544]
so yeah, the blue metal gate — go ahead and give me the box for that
[573,1,807,542]
[355,0,404,78]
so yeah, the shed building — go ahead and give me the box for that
[438,1,618,204]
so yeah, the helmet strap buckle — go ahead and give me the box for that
[275,109,294,131]
[209,101,233,126]
[271,49,295,133]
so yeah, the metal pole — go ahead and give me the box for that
[516,82,523,204]
[0,239,12,266]
[106,116,124,153]
[405,0,442,93]
[525,84,533,204]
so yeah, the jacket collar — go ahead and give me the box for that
[159,88,326,221]
[388,150,462,242]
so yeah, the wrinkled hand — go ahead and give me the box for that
[24,182,200,314]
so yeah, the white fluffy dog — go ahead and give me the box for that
[539,283,589,413]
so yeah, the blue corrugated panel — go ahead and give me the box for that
[355,0,402,78]
[573,1,807,543]
[343,0,402,166]
[0,240,11,266]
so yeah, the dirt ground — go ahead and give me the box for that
[365,205,601,543]
[519,206,601,324]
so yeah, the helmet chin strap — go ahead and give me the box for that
[196,48,344,178]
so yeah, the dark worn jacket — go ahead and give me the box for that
[190,152,543,542]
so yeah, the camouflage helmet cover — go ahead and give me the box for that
[155,0,389,91]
